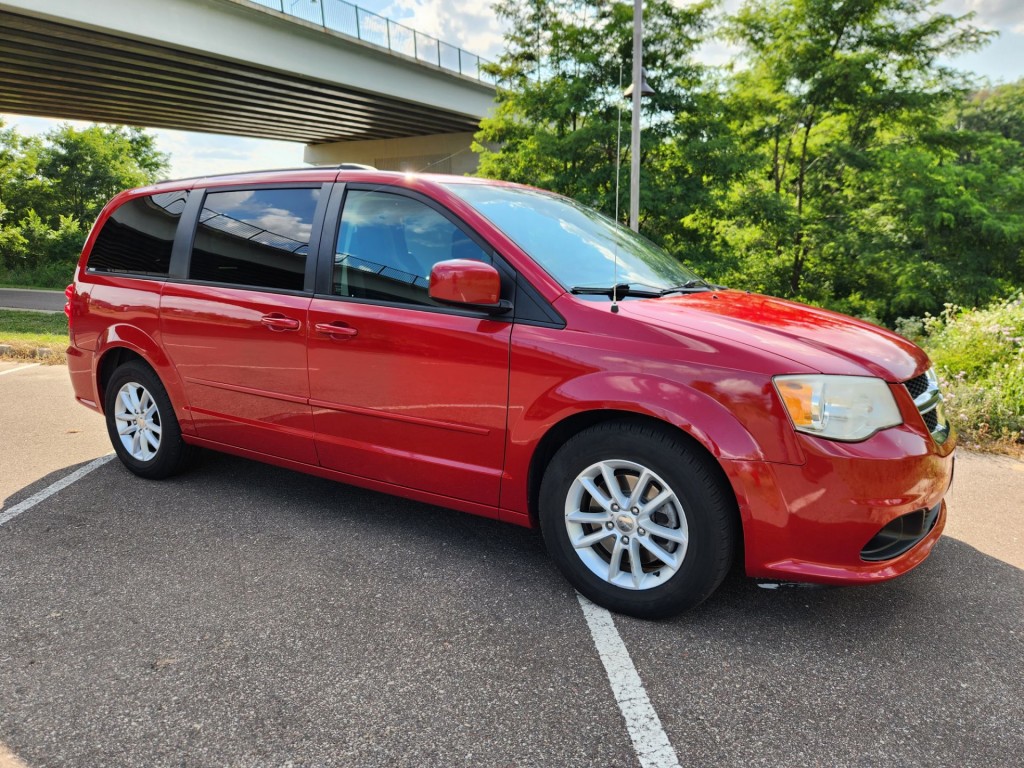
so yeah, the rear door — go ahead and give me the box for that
[307,186,513,507]
[160,184,327,464]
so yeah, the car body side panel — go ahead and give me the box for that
[307,298,512,507]
[159,283,316,464]
[65,271,195,430]
[181,432,521,525]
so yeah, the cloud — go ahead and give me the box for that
[380,0,505,61]
[1,115,306,179]
[0,114,93,135]
[940,0,1024,32]
[152,129,305,179]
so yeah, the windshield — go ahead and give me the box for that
[443,183,701,293]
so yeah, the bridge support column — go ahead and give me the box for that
[304,131,479,175]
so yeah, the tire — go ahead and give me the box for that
[539,420,737,619]
[103,360,195,480]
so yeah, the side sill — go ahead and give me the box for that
[181,434,533,529]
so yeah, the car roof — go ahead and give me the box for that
[137,166,523,195]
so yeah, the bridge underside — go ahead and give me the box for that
[0,9,482,144]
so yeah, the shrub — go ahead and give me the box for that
[917,295,1024,449]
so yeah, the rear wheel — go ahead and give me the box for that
[539,421,736,618]
[104,360,195,479]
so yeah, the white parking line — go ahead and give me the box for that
[0,455,114,527]
[0,363,40,376]
[576,594,681,768]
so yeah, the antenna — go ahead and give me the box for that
[612,62,623,314]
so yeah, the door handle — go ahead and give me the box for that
[314,321,358,340]
[260,314,301,332]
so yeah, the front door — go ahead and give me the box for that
[307,188,512,507]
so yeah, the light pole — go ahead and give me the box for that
[624,65,655,231]
[629,0,643,232]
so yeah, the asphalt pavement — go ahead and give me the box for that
[0,289,64,313]
[0,361,1021,767]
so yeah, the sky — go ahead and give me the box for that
[3,0,1022,179]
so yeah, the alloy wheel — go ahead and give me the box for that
[564,459,689,590]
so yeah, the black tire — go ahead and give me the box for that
[103,360,195,480]
[539,420,737,619]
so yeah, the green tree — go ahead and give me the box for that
[0,121,168,287]
[807,80,1024,320]
[474,0,727,251]
[698,0,993,318]
[36,124,168,222]
[0,120,44,223]
[855,110,1024,318]
[961,79,1024,144]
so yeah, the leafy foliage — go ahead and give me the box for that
[0,122,167,288]
[705,0,999,320]
[908,295,1024,447]
[475,0,731,245]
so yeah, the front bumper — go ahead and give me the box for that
[723,425,955,585]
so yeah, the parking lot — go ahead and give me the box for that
[1,360,1022,767]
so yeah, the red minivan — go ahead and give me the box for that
[66,167,955,617]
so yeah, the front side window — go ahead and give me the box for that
[189,188,320,292]
[87,191,188,277]
[333,189,489,306]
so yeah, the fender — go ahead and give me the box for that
[500,370,805,517]
[546,371,768,459]
[93,323,195,435]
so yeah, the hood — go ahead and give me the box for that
[621,290,928,382]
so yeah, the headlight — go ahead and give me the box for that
[773,375,902,441]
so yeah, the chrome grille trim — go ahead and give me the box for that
[904,373,930,400]
[904,369,951,445]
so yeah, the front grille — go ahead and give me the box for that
[903,370,951,445]
[861,503,942,561]
[904,373,929,400]
[923,408,939,432]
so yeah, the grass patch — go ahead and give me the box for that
[0,309,68,364]
[0,281,58,290]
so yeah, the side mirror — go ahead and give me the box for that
[428,259,512,314]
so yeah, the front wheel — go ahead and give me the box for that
[539,421,737,619]
[104,360,195,479]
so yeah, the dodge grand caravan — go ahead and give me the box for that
[66,167,955,618]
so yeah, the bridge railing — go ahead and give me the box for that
[249,0,494,83]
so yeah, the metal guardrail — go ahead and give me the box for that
[248,0,495,83]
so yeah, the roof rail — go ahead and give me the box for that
[159,163,383,184]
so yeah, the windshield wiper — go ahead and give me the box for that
[657,279,716,296]
[570,283,662,298]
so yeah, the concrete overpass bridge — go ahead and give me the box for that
[0,0,497,174]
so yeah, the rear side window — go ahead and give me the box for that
[189,188,320,292]
[87,191,188,277]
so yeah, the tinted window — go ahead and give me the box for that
[189,188,320,291]
[87,191,188,276]
[334,190,489,306]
